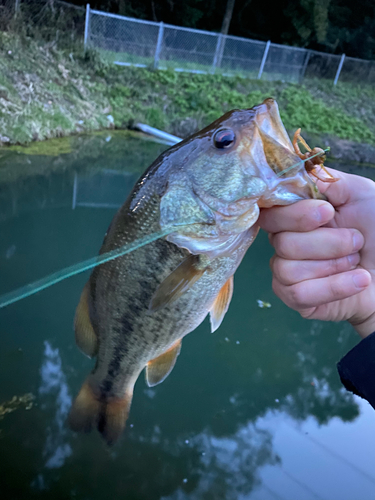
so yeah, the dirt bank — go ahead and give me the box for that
[1,32,375,166]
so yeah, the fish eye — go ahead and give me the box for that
[213,129,236,149]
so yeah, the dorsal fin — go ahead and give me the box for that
[74,282,98,358]
[146,339,182,387]
[210,276,234,333]
[149,254,206,312]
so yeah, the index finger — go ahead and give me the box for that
[258,199,335,234]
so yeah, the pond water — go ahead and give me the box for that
[1,132,375,500]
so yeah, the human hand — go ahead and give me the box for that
[258,168,375,338]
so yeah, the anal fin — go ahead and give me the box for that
[210,276,234,333]
[146,339,182,387]
[149,254,206,312]
[74,282,98,358]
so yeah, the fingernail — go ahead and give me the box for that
[348,253,359,268]
[317,204,333,224]
[352,272,370,290]
[352,231,363,251]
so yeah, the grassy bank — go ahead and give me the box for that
[1,31,375,156]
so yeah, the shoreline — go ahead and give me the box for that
[1,33,375,167]
[2,126,375,169]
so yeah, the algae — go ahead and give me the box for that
[8,135,74,155]
[0,393,35,421]
[0,130,166,184]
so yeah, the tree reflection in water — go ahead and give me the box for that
[0,134,374,499]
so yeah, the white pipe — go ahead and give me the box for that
[135,123,181,145]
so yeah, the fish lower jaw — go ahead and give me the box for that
[166,226,258,259]
[214,205,260,234]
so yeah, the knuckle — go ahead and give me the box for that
[273,233,293,259]
[298,211,318,232]
[288,282,308,309]
[273,278,306,310]
[271,256,281,277]
[273,258,294,285]
[269,254,276,271]
[328,277,343,300]
[327,258,341,275]
[325,255,355,276]
[300,307,318,319]
[271,277,285,302]
[337,229,355,256]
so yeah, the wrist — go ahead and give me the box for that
[350,311,375,339]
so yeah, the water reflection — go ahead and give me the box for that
[72,169,137,210]
[39,341,72,469]
[0,135,375,499]
[165,424,277,500]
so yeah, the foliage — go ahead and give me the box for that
[66,0,375,60]
[0,32,374,148]
[0,0,85,52]
[1,0,375,61]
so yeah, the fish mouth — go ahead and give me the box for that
[208,199,257,218]
[214,204,260,234]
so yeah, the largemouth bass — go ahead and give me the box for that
[69,98,321,445]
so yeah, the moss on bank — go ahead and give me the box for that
[1,31,375,149]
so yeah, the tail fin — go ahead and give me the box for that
[68,379,133,446]
[98,394,132,445]
[68,380,101,434]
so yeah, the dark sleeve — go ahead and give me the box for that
[337,331,375,410]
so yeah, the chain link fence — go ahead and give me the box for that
[86,6,375,86]
[88,11,159,67]
[0,1,374,85]
[0,0,85,51]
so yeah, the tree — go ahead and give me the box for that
[221,0,236,35]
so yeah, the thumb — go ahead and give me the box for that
[316,168,367,208]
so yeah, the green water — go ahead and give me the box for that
[1,133,375,500]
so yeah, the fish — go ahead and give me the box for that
[68,98,322,445]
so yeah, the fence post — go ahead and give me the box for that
[258,40,270,79]
[299,50,311,83]
[334,53,345,85]
[212,34,226,72]
[154,22,164,69]
[212,34,222,72]
[84,4,91,51]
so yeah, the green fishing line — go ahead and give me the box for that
[0,227,176,309]
[0,145,331,310]
[276,147,330,177]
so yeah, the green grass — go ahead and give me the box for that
[0,31,374,149]
[97,47,298,83]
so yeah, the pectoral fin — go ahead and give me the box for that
[149,254,206,312]
[210,276,234,333]
[146,339,182,387]
[74,282,98,358]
